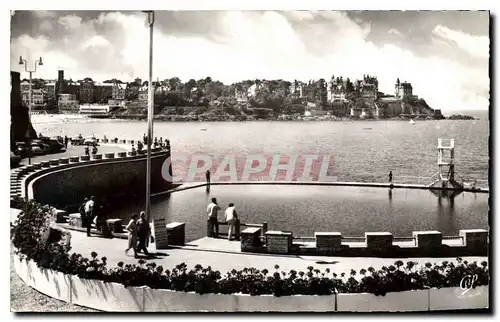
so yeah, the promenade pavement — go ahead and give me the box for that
[19,144,126,166]
[65,227,487,277]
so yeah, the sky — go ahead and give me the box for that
[10,10,490,111]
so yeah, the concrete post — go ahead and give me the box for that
[235,219,241,240]
[262,222,268,235]
[459,229,488,252]
[413,231,442,249]
[365,232,393,249]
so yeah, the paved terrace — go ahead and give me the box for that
[57,228,489,277]
[7,208,483,278]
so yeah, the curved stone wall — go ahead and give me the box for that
[11,139,173,209]
[12,253,488,312]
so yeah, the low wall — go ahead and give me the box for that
[242,227,489,257]
[13,254,488,312]
[17,146,173,208]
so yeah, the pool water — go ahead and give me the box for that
[109,185,488,242]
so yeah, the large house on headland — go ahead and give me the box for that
[112,82,126,100]
[395,78,413,101]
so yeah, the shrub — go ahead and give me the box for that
[11,199,490,296]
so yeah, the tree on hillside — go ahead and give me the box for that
[186,79,197,90]
[168,77,182,91]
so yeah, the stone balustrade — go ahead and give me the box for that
[239,227,489,257]
[12,136,172,207]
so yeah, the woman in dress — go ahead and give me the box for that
[125,213,139,257]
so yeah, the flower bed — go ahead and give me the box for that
[11,199,489,299]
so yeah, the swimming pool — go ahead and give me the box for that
[108,184,488,243]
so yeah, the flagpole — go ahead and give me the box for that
[143,10,155,222]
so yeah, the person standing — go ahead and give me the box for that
[389,171,393,184]
[136,212,150,256]
[79,197,88,229]
[225,203,238,241]
[64,135,69,148]
[125,214,139,257]
[84,145,90,157]
[206,170,211,184]
[84,196,96,237]
[206,198,221,238]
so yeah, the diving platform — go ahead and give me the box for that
[428,138,465,194]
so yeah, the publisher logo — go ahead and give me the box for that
[161,152,337,183]
[460,274,478,296]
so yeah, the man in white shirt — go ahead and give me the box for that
[206,198,221,238]
[224,203,238,241]
[84,196,95,236]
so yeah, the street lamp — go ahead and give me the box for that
[19,56,43,165]
[142,11,155,222]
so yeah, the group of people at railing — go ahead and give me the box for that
[207,197,239,240]
[131,136,170,153]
